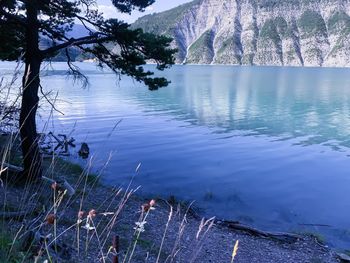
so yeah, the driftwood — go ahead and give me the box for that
[217,220,302,243]
[49,132,75,153]
[39,132,76,156]
[3,163,76,196]
[158,198,301,243]
[337,253,350,262]
[2,162,22,173]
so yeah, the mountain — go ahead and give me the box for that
[66,24,94,39]
[132,0,350,67]
[39,24,95,62]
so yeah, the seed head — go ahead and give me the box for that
[46,214,56,225]
[149,199,156,207]
[78,211,85,219]
[51,182,57,190]
[88,209,97,218]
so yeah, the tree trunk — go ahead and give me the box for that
[19,0,42,181]
[20,59,42,180]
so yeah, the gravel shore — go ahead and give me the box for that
[0,175,340,263]
[0,134,341,262]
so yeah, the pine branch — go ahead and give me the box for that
[41,34,113,57]
[0,9,27,27]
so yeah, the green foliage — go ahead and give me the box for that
[306,48,322,57]
[132,0,202,35]
[300,0,321,4]
[217,38,231,55]
[187,30,214,63]
[112,0,156,13]
[90,20,176,89]
[259,16,290,60]
[327,11,350,35]
[326,11,350,56]
[0,0,176,90]
[298,10,327,38]
[215,37,242,64]
[0,21,25,61]
[274,17,289,37]
[286,50,297,61]
[260,17,289,41]
[258,0,320,8]
[257,0,299,10]
[260,19,280,40]
[40,38,90,62]
[189,30,212,51]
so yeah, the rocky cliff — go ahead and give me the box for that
[133,0,350,67]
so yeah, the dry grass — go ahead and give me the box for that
[0,149,218,262]
[0,67,219,263]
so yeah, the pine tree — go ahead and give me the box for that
[0,0,175,182]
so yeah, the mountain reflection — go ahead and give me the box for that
[131,65,350,149]
[14,62,350,151]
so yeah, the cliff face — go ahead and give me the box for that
[133,0,350,67]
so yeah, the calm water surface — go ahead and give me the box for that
[1,62,350,248]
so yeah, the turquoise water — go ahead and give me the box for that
[1,62,350,248]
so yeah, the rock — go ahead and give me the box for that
[133,0,350,67]
[78,142,89,159]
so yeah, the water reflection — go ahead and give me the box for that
[22,62,350,150]
[128,65,350,149]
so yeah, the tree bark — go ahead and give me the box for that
[19,0,42,181]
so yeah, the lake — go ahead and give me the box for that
[1,62,350,248]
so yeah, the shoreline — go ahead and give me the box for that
[0,133,342,262]
[4,60,350,71]
[3,180,340,262]
[64,179,341,262]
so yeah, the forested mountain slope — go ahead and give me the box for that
[133,0,350,67]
